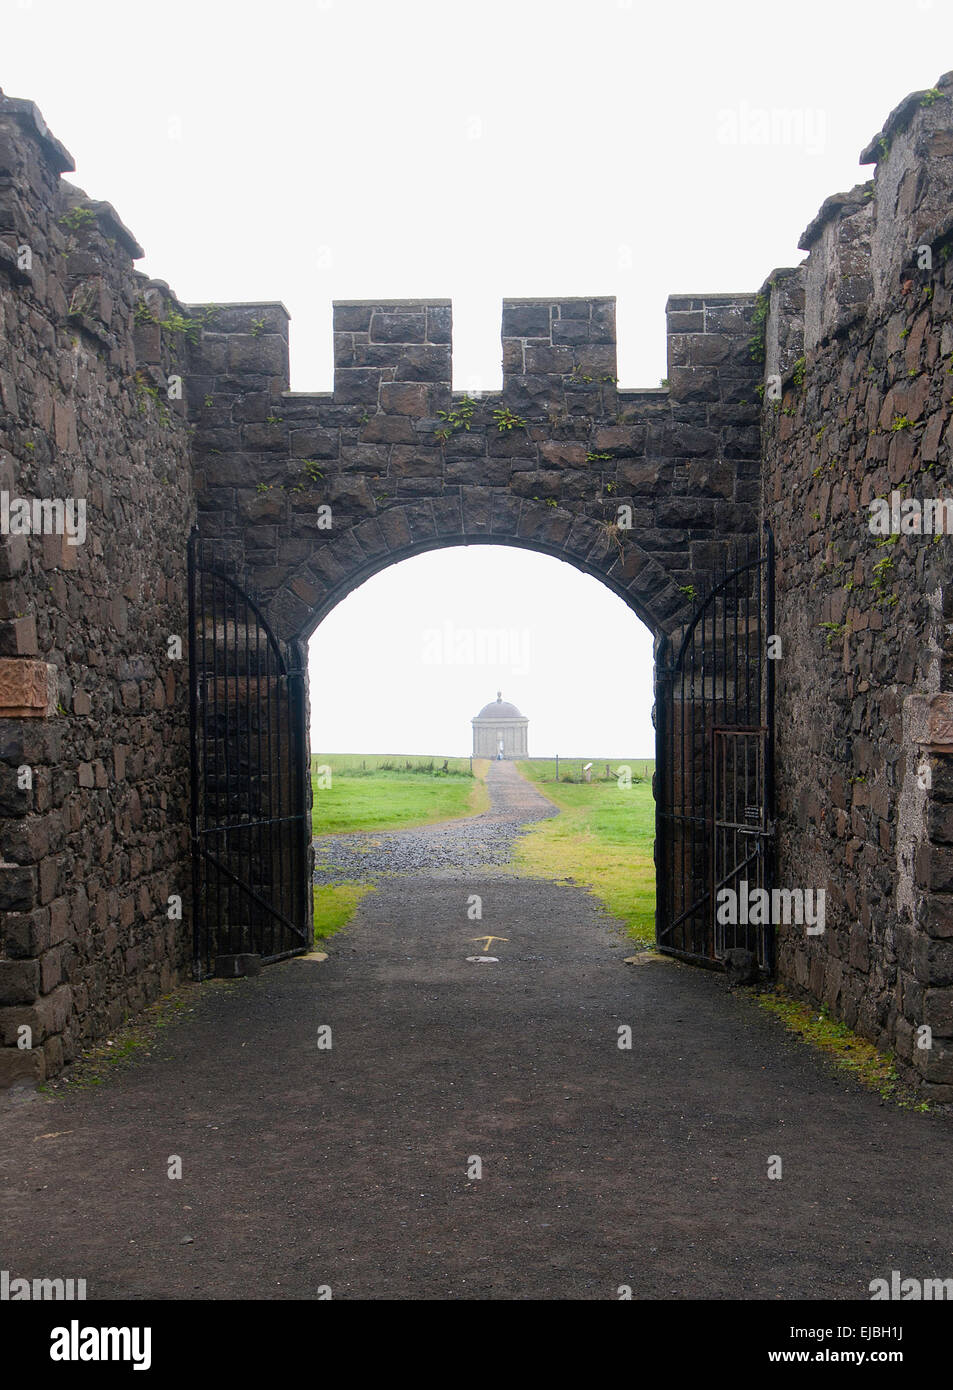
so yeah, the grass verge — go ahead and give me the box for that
[755,987,930,1110]
[39,983,206,1093]
[313,880,375,939]
[514,760,655,943]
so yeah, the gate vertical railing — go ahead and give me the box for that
[655,525,775,969]
[188,530,310,978]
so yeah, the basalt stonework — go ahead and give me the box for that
[0,94,194,1084]
[762,71,953,1100]
[188,291,762,643]
[1,74,953,1095]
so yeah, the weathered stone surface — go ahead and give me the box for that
[0,106,194,1083]
[765,73,953,1093]
[0,659,57,717]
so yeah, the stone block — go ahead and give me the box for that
[0,958,39,1005]
[0,616,38,657]
[0,862,37,912]
[0,660,58,717]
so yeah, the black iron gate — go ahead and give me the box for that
[188,531,311,978]
[655,527,775,970]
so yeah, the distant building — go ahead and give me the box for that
[472,691,529,760]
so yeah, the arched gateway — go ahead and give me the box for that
[3,77,951,1093]
[187,295,770,977]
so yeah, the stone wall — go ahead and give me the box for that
[0,94,195,1084]
[761,71,953,1098]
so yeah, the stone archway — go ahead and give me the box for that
[189,294,762,651]
[292,512,667,642]
[188,293,763,965]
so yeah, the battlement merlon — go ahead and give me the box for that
[184,301,291,396]
[664,293,760,405]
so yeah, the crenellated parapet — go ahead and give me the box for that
[182,288,762,643]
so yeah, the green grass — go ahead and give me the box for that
[313,880,376,939]
[514,759,656,943]
[312,754,489,836]
[755,989,929,1109]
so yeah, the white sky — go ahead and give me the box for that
[4,0,948,754]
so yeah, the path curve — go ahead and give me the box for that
[313,760,556,882]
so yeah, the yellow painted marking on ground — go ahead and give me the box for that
[470,935,508,951]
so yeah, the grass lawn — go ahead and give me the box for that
[312,754,490,836]
[514,759,656,944]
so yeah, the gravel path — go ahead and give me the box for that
[313,760,556,882]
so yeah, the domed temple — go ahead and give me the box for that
[471,692,529,760]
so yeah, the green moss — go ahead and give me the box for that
[755,989,927,1108]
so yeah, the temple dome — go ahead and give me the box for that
[475,693,523,720]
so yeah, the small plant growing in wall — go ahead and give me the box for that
[748,290,770,364]
[133,370,171,427]
[598,516,628,561]
[67,284,96,319]
[435,393,478,441]
[193,303,221,328]
[161,309,199,343]
[251,316,267,337]
[791,356,806,389]
[677,584,697,603]
[59,206,96,233]
[492,406,526,432]
[586,451,612,462]
[133,296,200,344]
[301,460,324,487]
[871,554,897,604]
[819,620,848,648]
[920,88,943,107]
